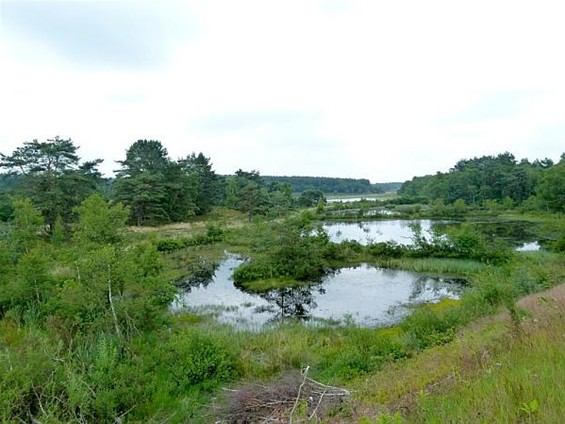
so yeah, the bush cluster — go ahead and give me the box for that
[0,328,239,422]
[364,224,514,265]
[233,217,329,284]
[155,226,224,252]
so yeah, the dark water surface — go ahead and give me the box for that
[172,254,464,329]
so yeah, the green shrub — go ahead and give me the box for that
[401,306,461,350]
[206,224,224,241]
[233,261,275,284]
[368,241,405,258]
[161,330,238,393]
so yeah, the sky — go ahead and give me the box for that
[1,0,564,182]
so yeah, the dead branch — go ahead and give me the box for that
[218,367,350,423]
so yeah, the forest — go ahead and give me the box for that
[399,152,565,212]
[0,137,564,423]
[261,176,402,195]
[0,138,310,226]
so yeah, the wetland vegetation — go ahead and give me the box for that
[1,138,564,422]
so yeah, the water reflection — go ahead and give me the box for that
[172,256,464,329]
[323,219,440,245]
[323,219,542,250]
[516,241,541,252]
[175,257,219,290]
[259,285,324,323]
[407,275,467,302]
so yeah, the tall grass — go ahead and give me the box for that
[378,257,487,275]
[412,298,565,423]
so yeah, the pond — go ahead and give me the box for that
[323,219,440,246]
[171,254,465,329]
[323,219,542,250]
[327,197,366,203]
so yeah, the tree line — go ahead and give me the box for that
[0,137,329,227]
[399,152,565,212]
[262,176,402,194]
[2,139,563,229]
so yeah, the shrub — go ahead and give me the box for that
[401,305,461,350]
[233,261,275,284]
[161,330,238,393]
[155,231,223,252]
[368,241,405,258]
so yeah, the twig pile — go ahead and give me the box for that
[219,367,350,423]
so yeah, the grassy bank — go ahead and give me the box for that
[354,283,565,423]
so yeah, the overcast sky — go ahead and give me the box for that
[1,0,564,182]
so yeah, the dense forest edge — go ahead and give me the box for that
[0,137,564,422]
[261,176,402,195]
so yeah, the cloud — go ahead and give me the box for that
[1,0,564,182]
[450,91,534,122]
[1,0,197,69]
[196,109,321,133]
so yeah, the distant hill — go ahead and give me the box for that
[262,175,403,194]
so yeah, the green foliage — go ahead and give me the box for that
[233,216,329,283]
[0,247,53,320]
[155,227,224,253]
[113,140,219,225]
[1,139,564,422]
[317,328,409,380]
[0,137,104,227]
[113,170,170,226]
[0,191,14,221]
[179,152,221,215]
[399,152,554,208]
[446,223,513,264]
[360,412,405,424]
[400,305,460,349]
[53,243,170,337]
[51,214,66,244]
[225,170,296,218]
[0,327,64,422]
[74,193,129,245]
[537,160,565,212]
[225,170,270,218]
[297,189,326,207]
[160,330,238,393]
[367,241,405,259]
[412,309,564,423]
[262,175,394,194]
[403,223,513,265]
[163,161,199,221]
[9,198,44,255]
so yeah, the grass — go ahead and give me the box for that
[237,277,308,292]
[351,283,565,423]
[411,285,565,423]
[375,257,487,276]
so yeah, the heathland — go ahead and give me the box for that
[1,139,564,422]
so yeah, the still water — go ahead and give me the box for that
[323,219,541,249]
[323,219,439,245]
[172,219,540,328]
[172,254,464,329]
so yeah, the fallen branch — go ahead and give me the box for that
[219,366,350,423]
[289,365,310,423]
